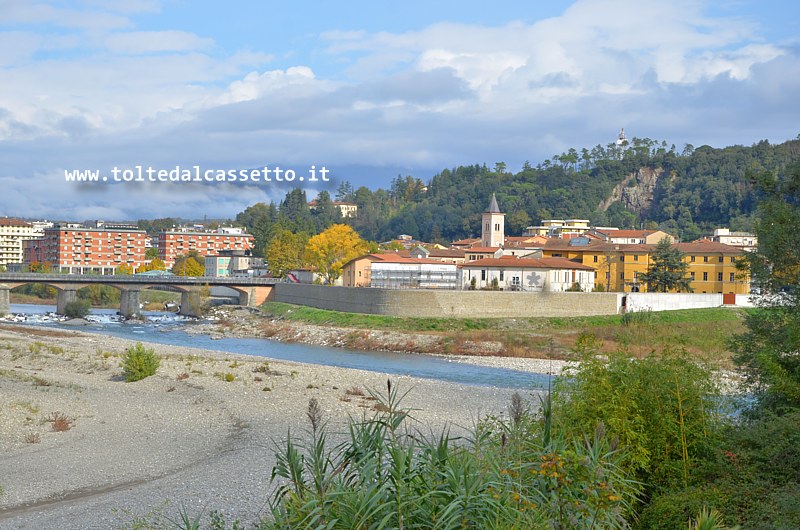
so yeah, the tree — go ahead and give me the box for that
[145,247,159,260]
[266,229,309,278]
[116,264,134,275]
[733,164,800,413]
[171,251,205,276]
[136,258,166,273]
[639,237,692,292]
[304,224,368,284]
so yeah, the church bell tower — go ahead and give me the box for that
[481,193,505,248]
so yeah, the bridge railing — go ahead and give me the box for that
[0,273,277,286]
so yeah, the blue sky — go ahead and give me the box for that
[1,0,799,221]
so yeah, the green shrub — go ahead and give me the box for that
[552,345,721,496]
[63,299,91,319]
[264,380,639,529]
[122,342,160,382]
[642,411,800,529]
[621,308,654,326]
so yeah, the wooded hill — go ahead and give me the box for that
[234,136,800,250]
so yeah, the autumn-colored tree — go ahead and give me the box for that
[116,263,134,275]
[137,258,167,273]
[28,261,53,273]
[171,251,205,276]
[304,224,368,284]
[266,229,308,278]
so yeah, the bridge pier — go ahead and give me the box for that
[56,288,79,315]
[237,286,273,307]
[119,289,142,319]
[179,288,203,318]
[0,286,9,316]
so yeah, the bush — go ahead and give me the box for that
[642,411,800,529]
[552,345,721,496]
[264,380,639,529]
[122,342,160,382]
[63,299,91,319]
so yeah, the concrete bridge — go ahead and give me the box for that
[0,273,277,318]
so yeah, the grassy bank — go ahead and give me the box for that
[260,301,748,366]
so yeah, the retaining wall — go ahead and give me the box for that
[269,284,623,318]
[626,292,754,312]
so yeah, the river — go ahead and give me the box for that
[2,304,553,390]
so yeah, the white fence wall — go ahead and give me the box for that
[626,292,753,312]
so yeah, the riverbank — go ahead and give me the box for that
[194,305,543,359]
[0,323,549,529]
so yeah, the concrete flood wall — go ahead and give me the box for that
[270,283,624,318]
[625,293,754,312]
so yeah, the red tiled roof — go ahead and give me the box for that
[451,238,480,246]
[0,218,31,227]
[461,256,595,271]
[676,241,743,253]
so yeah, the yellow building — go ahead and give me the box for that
[541,238,749,293]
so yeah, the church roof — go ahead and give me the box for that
[486,193,501,213]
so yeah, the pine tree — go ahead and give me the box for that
[640,237,691,292]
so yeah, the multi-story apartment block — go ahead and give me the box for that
[158,227,254,268]
[591,228,675,245]
[0,218,47,267]
[542,238,749,294]
[523,219,591,237]
[23,223,147,274]
[710,228,757,251]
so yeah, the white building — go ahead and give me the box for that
[711,228,757,251]
[0,218,47,266]
[371,257,458,289]
[459,256,596,292]
[204,249,265,277]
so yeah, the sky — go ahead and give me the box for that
[1,0,799,221]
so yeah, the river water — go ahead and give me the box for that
[2,304,552,390]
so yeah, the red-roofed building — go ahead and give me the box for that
[591,228,674,245]
[341,253,458,289]
[460,255,596,291]
[465,247,503,261]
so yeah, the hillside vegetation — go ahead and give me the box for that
[232,137,799,250]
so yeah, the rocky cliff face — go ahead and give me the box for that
[598,167,663,214]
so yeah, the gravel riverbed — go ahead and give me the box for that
[0,323,555,529]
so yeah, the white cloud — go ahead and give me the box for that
[0,0,797,221]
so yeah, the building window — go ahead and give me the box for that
[731,256,736,263]
[717,272,723,281]
[718,256,723,263]
[593,255,598,263]
[704,256,709,263]
[620,255,625,262]
[481,270,486,281]
[703,272,708,281]
[730,272,735,282]
[499,270,504,281]
[691,255,695,262]
[494,223,500,231]
[620,272,624,280]
[633,255,639,261]
[691,272,695,279]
